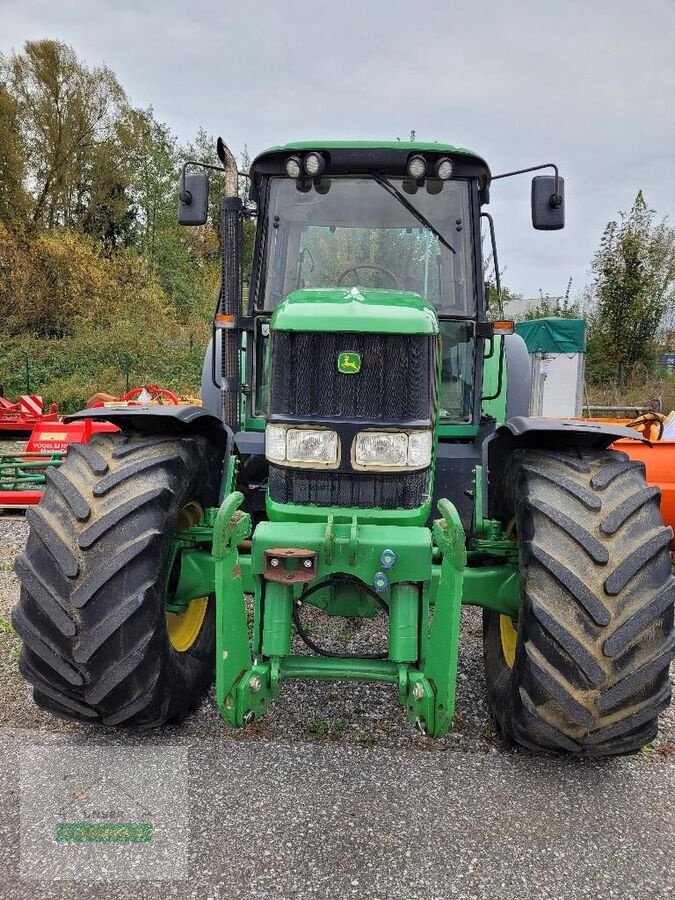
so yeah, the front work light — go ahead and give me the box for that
[265,424,339,467]
[304,152,325,177]
[353,430,433,470]
[407,155,427,179]
[285,155,302,179]
[435,157,454,180]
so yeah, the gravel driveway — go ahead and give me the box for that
[1,515,674,899]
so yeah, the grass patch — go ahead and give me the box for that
[0,617,14,635]
[305,718,330,738]
[304,718,348,741]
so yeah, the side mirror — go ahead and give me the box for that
[531,175,565,230]
[178,171,209,225]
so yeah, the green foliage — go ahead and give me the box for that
[0,80,30,226]
[520,279,579,321]
[0,39,237,405]
[1,323,209,412]
[6,39,127,231]
[586,192,675,384]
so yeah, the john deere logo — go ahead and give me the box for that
[338,352,361,374]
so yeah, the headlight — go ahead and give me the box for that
[355,432,408,467]
[435,157,454,180]
[285,155,302,178]
[353,430,432,470]
[265,425,339,467]
[287,428,338,465]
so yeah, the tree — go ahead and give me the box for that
[75,131,138,249]
[6,39,127,229]
[0,79,30,228]
[586,192,675,383]
[126,107,179,259]
[520,279,579,321]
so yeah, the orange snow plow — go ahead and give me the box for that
[600,412,675,548]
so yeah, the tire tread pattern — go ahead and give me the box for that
[12,431,220,727]
[484,448,675,756]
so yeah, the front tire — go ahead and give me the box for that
[484,449,675,755]
[13,430,221,727]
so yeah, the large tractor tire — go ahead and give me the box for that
[13,430,221,727]
[484,449,675,755]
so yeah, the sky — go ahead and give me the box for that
[1,0,674,300]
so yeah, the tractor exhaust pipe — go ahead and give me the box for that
[177,139,245,429]
[216,139,243,430]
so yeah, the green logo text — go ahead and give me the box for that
[55,822,153,843]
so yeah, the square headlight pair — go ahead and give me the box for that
[265,425,432,471]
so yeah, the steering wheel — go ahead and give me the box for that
[336,264,400,289]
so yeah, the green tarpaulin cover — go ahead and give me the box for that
[515,317,586,354]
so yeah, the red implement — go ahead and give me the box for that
[0,394,59,435]
[0,418,118,509]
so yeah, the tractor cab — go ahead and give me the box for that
[248,142,487,429]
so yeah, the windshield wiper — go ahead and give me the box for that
[373,174,456,255]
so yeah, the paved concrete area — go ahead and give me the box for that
[0,728,674,900]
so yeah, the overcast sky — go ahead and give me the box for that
[1,0,673,300]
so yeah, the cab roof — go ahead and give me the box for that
[251,140,491,182]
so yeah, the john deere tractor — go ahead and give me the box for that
[13,140,675,754]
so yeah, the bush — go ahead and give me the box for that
[0,325,209,412]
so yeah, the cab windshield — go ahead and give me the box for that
[259,176,476,316]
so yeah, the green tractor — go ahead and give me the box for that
[13,140,675,754]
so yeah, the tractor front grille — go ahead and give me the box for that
[268,466,431,510]
[270,331,436,422]
[267,329,437,511]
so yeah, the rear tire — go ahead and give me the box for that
[13,430,221,727]
[483,449,675,755]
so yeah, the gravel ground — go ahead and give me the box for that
[1,515,674,753]
[0,516,497,752]
[1,729,674,900]
[0,521,511,754]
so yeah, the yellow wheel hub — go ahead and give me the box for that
[499,614,518,668]
[166,501,208,653]
[498,515,519,668]
[166,597,208,652]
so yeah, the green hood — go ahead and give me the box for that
[270,287,439,336]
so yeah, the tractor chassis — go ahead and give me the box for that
[170,482,519,738]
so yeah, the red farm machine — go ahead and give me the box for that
[0,387,180,509]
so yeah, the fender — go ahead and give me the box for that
[66,405,233,457]
[482,416,649,519]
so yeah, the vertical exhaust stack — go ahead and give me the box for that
[216,138,243,430]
